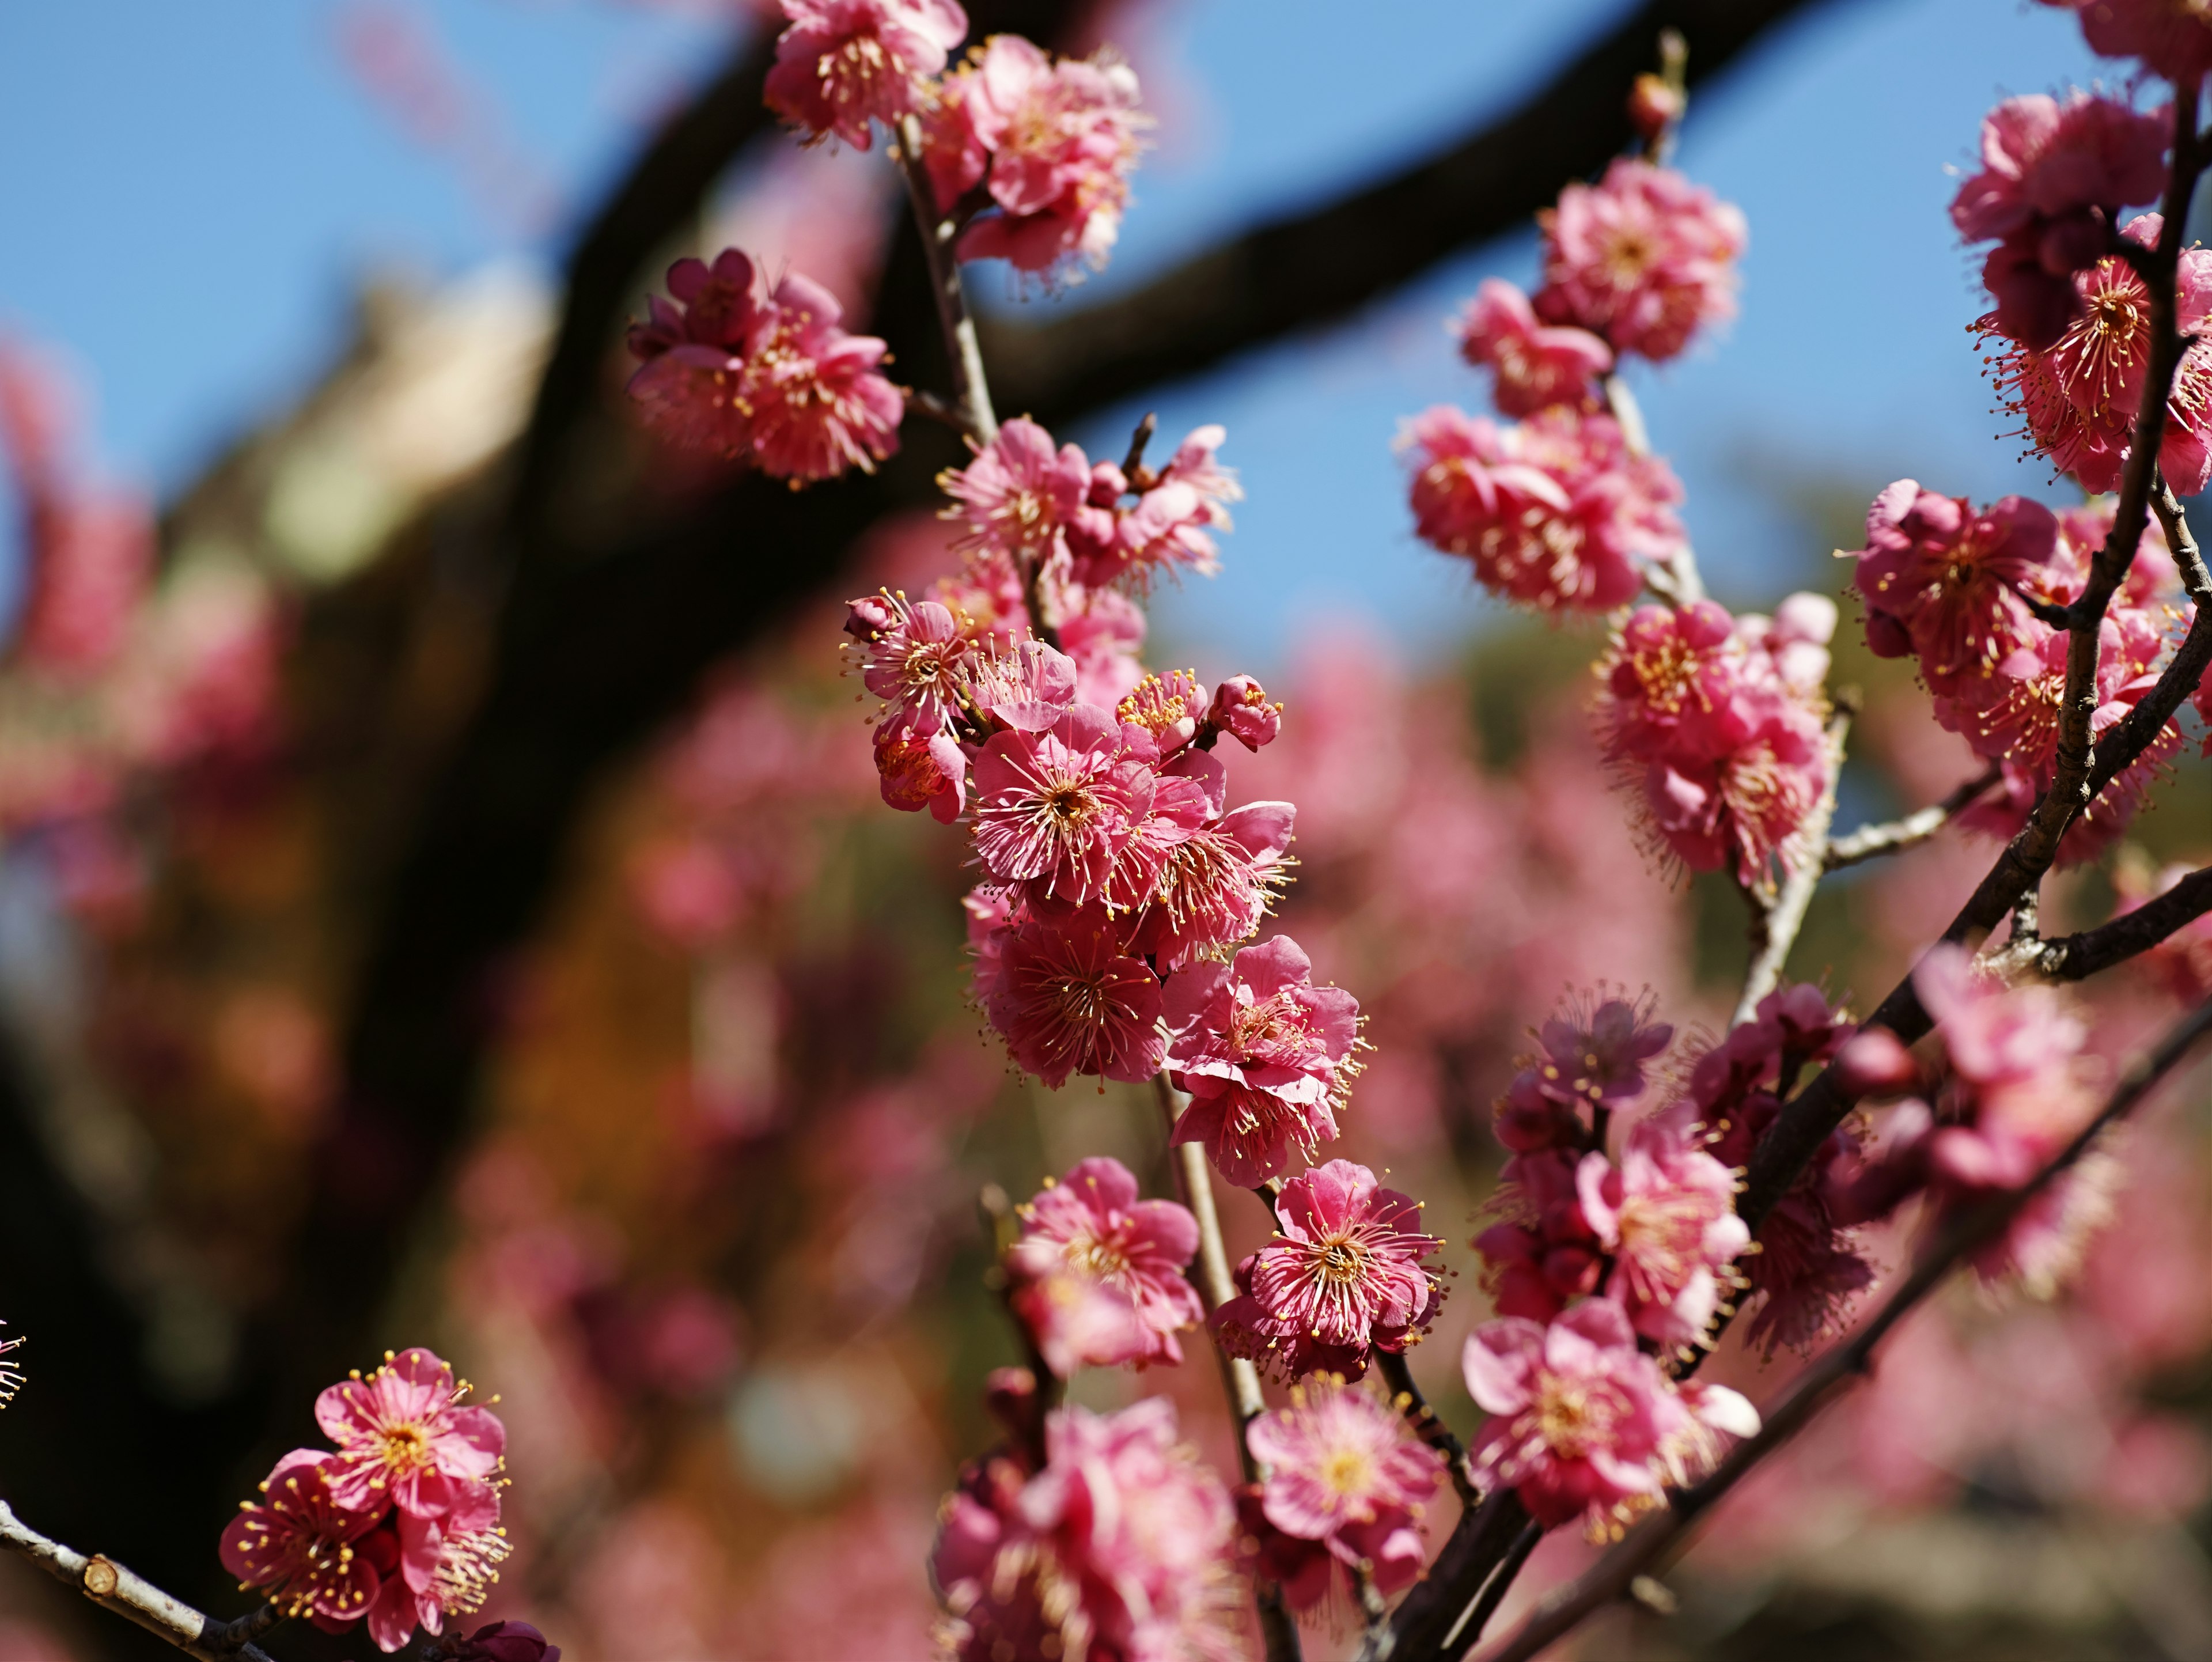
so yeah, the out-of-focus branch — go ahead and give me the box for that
[987,0,1846,426]
[1823,763,2002,871]
[1477,997,2212,1662]
[1374,1350,1475,1506]
[1733,706,1851,1025]
[1358,1491,1532,1661]
[0,1501,279,1662]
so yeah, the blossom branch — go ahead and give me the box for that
[1358,1490,1533,1661]
[1823,762,2002,871]
[1475,995,2212,1662]
[1153,1074,1303,1662]
[1732,705,1852,1025]
[1374,1350,1476,1506]
[0,1501,281,1662]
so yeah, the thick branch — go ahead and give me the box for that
[1477,997,2212,1662]
[2029,864,2212,982]
[1823,763,2001,871]
[0,1502,279,1662]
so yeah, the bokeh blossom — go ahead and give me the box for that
[1535,158,1747,362]
[1456,277,1613,417]
[1005,1156,1203,1374]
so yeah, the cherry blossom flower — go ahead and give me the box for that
[1400,405,1686,612]
[1162,936,1360,1184]
[763,0,969,150]
[1981,219,2212,495]
[220,1450,384,1627]
[1464,1299,1756,1537]
[315,1348,505,1521]
[1535,158,1747,363]
[1952,93,2169,351]
[982,903,1166,1086]
[627,250,902,480]
[933,1399,1243,1662]
[971,705,1153,904]
[842,590,984,736]
[1456,277,1613,416]
[1244,1376,1442,1605]
[363,1501,511,1653]
[1213,1160,1442,1381]
[1577,1117,1749,1351]
[2041,0,2212,84]
[1006,1156,1203,1374]
[1116,669,1205,755]
[924,36,1148,279]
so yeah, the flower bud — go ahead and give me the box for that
[1628,73,1684,142]
[449,1622,561,1662]
[1835,1028,1919,1098]
[1206,675,1281,751]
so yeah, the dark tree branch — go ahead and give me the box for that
[2031,864,2212,982]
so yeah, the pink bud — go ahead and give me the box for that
[1206,675,1281,751]
[1835,1028,1919,1098]
[1627,74,1684,142]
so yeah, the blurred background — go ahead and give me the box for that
[1,1,2210,1658]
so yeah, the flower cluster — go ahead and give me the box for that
[220,1349,510,1653]
[1213,1160,1443,1381]
[625,247,902,481]
[1237,1376,1444,1612]
[1005,1156,1203,1375]
[1593,595,1838,885]
[933,1399,1243,1662]
[1950,92,2169,350]
[1535,158,1747,364]
[1844,485,2183,865]
[922,36,1149,279]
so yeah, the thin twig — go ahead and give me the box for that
[1823,763,2002,872]
[1154,1074,1302,1662]
[977,1184,1059,1467]
[1733,708,1851,1027]
[0,1501,282,1662]
[1476,995,2212,1662]
[894,115,998,446]
[1374,1349,1476,1506]
[1603,376,1704,604]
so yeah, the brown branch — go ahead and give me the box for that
[0,1501,281,1662]
[894,115,999,445]
[1358,1491,1533,1661]
[1374,1350,1476,1507]
[2027,864,2212,982]
[1823,763,2002,871]
[1477,996,2212,1662]
[2085,473,2212,802]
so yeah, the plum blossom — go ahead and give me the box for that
[763,0,969,150]
[933,1399,1243,1662]
[363,1502,511,1653]
[626,249,902,480]
[1980,218,2212,496]
[2040,0,2212,84]
[316,1348,505,1521]
[1535,158,1747,363]
[923,36,1147,279]
[1115,669,1205,755]
[1474,1149,1604,1324]
[1952,93,2169,350]
[220,1451,384,1626]
[971,705,1153,904]
[1214,1160,1442,1381]
[1463,1299,1759,1537]
[1491,987,1674,1154]
[1131,798,1296,970]
[982,904,1165,1086]
[1006,1156,1203,1374]
[843,590,985,736]
[1577,1117,1749,1352]
[1455,278,1613,417]
[1400,405,1686,612]
[940,418,1096,573]
[1203,674,1280,752]
[1844,482,2061,692]
[1162,936,1361,1184]
[1242,1376,1442,1608]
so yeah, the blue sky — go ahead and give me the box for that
[0,0,2135,667]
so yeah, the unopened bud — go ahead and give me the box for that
[1628,74,1685,142]
[1835,1028,1918,1098]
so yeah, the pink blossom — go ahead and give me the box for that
[1535,158,1747,363]
[220,1450,383,1627]
[627,251,902,480]
[1577,1118,1749,1351]
[1113,669,1205,755]
[446,1623,560,1662]
[1005,1156,1203,1374]
[926,37,1148,279]
[1845,481,2061,693]
[1475,1150,1603,1324]
[1531,988,1675,1116]
[982,903,1165,1086]
[1456,278,1613,416]
[2041,0,2212,84]
[14,493,152,679]
[871,718,967,821]
[763,0,969,150]
[1400,405,1686,612]
[362,1501,510,1653]
[1952,93,2169,351]
[940,417,1097,572]
[1069,426,1241,591]
[315,1348,505,1521]
[1055,585,1149,707]
[1203,674,1280,751]
[971,705,1152,903]
[1131,798,1296,970]
[843,589,985,734]
[1213,1160,1442,1381]
[1245,1376,1441,1603]
[1982,221,2212,495]
[933,1399,1243,1662]
[1162,935,1361,1184]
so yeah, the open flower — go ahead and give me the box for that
[971,705,1153,905]
[316,1348,505,1521]
[1245,1376,1442,1605]
[221,1450,384,1627]
[1456,277,1613,415]
[1578,1118,1749,1351]
[1535,159,1747,363]
[764,0,969,150]
[982,904,1166,1086]
[1006,1156,1203,1373]
[1162,935,1360,1184]
[1214,1161,1442,1380]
